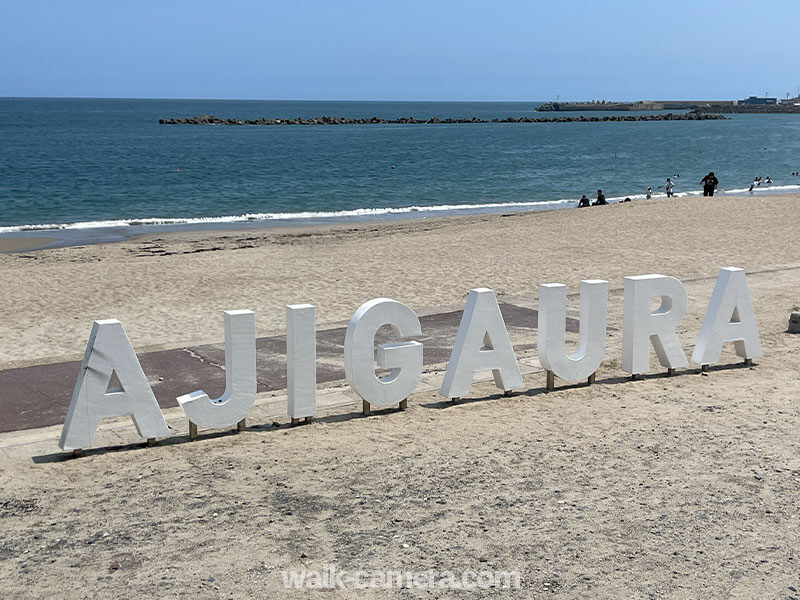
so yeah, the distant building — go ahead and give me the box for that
[738,96,778,105]
[780,96,800,106]
[630,101,664,110]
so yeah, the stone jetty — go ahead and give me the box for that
[695,104,800,114]
[158,112,726,126]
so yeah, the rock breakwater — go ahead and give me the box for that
[159,112,726,126]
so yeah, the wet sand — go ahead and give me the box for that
[0,236,57,253]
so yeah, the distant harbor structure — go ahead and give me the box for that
[739,95,777,105]
[536,100,735,111]
[537,96,800,113]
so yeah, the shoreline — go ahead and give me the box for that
[1,185,797,253]
[0,201,572,252]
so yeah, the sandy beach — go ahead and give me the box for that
[0,194,799,598]
[0,194,798,368]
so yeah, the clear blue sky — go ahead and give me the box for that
[1,0,798,101]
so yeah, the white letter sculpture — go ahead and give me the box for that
[287,304,316,420]
[692,267,762,365]
[440,288,523,399]
[538,280,608,382]
[177,310,256,430]
[344,299,423,407]
[622,275,689,375]
[59,319,170,451]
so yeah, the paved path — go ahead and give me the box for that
[0,303,576,433]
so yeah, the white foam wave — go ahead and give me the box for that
[1,184,798,234]
[0,198,576,234]
[721,183,800,194]
[608,183,800,201]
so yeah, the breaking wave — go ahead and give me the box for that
[1,184,798,234]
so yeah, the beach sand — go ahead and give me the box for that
[0,236,57,253]
[0,194,798,368]
[0,194,799,597]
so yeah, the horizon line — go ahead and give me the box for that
[0,95,755,103]
[2,95,546,102]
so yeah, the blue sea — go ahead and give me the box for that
[1,98,799,243]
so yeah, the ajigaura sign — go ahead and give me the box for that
[58,267,762,452]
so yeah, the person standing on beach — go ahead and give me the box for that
[646,187,652,199]
[665,178,675,197]
[701,172,718,196]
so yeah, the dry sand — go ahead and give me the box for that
[0,194,798,368]
[0,194,799,598]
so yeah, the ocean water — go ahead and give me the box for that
[1,98,799,237]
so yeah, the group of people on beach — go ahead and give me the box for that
[748,176,772,192]
[576,173,700,207]
[575,168,796,207]
[576,190,607,207]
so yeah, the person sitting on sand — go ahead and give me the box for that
[577,194,590,208]
[665,178,675,197]
[593,189,608,205]
[701,172,718,197]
